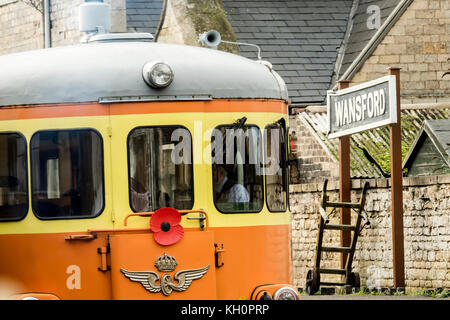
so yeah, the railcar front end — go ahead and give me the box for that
[0,38,298,300]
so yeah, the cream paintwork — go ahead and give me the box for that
[0,105,289,235]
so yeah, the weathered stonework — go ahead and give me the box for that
[0,0,43,55]
[290,175,450,292]
[50,0,127,47]
[289,113,339,184]
[156,0,197,45]
[0,0,127,55]
[351,0,450,104]
[157,0,238,54]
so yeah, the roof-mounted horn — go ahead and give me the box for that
[198,30,262,61]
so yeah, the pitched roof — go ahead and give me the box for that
[338,0,403,79]
[298,103,450,178]
[402,119,450,172]
[337,0,413,82]
[126,0,164,36]
[221,0,354,105]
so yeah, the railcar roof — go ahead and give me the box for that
[0,41,288,106]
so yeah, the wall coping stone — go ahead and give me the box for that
[289,174,450,193]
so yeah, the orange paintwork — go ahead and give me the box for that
[0,225,292,300]
[213,225,292,300]
[0,102,108,121]
[109,230,217,300]
[0,98,296,299]
[0,99,286,121]
[0,232,111,300]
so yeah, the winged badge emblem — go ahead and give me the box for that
[120,253,209,296]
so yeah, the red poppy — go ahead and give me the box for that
[150,207,184,246]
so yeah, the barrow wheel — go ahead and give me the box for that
[347,272,360,288]
[305,269,320,295]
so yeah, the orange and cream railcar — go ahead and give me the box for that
[0,33,298,300]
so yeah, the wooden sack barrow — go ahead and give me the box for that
[306,179,370,295]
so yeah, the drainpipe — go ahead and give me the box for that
[154,0,168,42]
[43,0,51,48]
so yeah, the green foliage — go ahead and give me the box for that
[413,289,449,298]
[348,112,449,174]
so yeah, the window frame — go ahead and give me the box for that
[30,128,105,220]
[264,124,288,213]
[127,125,195,213]
[0,131,29,222]
[211,124,264,214]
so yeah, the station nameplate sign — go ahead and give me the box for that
[327,75,397,138]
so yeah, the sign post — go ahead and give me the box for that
[338,80,351,270]
[388,67,405,288]
[327,71,405,288]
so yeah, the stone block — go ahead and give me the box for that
[424,24,446,35]
[415,9,437,19]
[389,25,405,36]
[437,175,450,184]
[410,0,428,10]
[399,55,415,63]
[405,25,424,35]
[426,80,440,89]
[428,0,441,9]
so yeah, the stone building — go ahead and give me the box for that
[1,0,449,292]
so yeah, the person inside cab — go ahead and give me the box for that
[213,164,249,203]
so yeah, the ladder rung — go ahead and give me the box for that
[321,246,352,253]
[318,268,346,275]
[320,282,347,286]
[325,201,361,209]
[324,224,356,231]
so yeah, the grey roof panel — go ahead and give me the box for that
[0,41,288,106]
[222,0,353,105]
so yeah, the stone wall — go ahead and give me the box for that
[289,175,450,292]
[0,0,127,55]
[51,0,127,47]
[351,0,450,104]
[288,113,339,184]
[0,0,43,55]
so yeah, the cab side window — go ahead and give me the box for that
[212,125,263,213]
[31,129,104,219]
[0,133,28,221]
[264,125,287,212]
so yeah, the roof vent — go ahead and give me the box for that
[79,0,110,34]
[87,33,154,43]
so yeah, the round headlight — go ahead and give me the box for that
[273,286,300,300]
[142,61,174,88]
